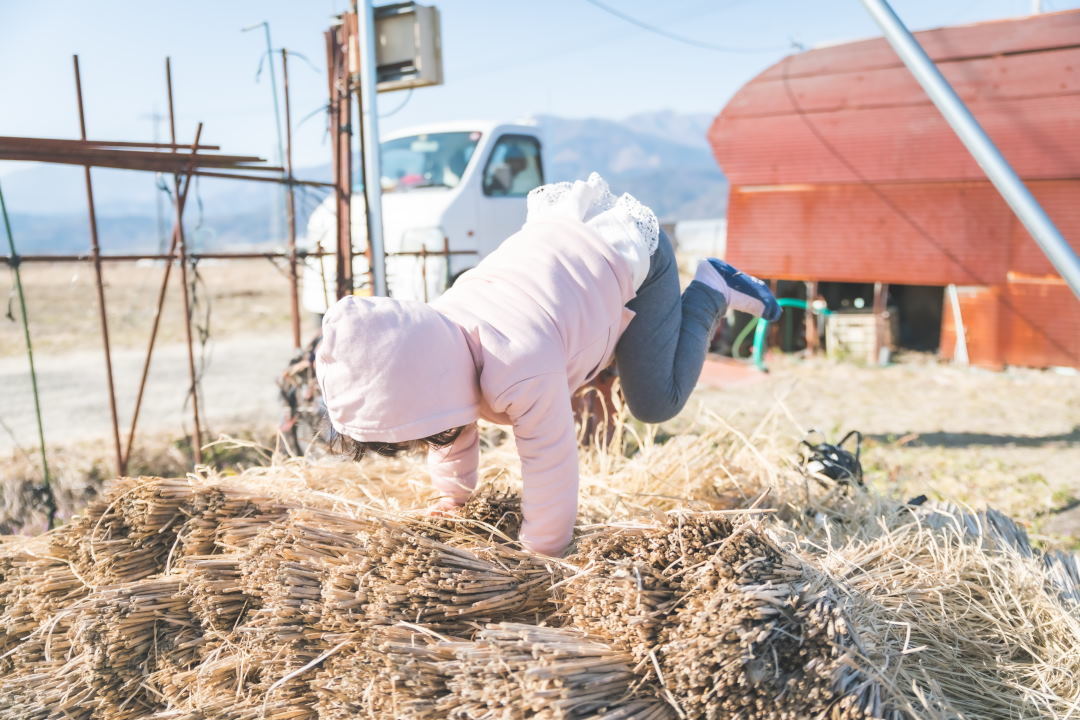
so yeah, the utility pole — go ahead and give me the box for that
[356,0,388,296]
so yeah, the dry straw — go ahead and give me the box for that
[0,409,1077,719]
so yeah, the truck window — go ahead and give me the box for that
[380,131,481,192]
[482,135,543,197]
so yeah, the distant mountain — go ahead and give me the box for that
[1,111,726,253]
[536,112,727,221]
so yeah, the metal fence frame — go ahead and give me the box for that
[1,38,469,478]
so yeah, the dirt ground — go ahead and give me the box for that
[2,260,1077,547]
[696,354,1080,548]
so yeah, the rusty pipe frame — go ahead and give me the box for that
[0,249,477,264]
[0,136,221,151]
[122,123,204,472]
[283,49,301,350]
[166,57,204,466]
[190,170,333,188]
[73,55,124,479]
[327,21,355,301]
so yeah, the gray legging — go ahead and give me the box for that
[614,231,727,423]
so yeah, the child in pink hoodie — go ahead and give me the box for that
[315,174,779,556]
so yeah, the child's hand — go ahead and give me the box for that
[427,496,462,517]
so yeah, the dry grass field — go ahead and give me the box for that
[696,355,1080,549]
[0,258,310,358]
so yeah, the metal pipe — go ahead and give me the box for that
[327,23,354,301]
[282,49,301,350]
[0,151,278,175]
[859,0,1080,300]
[124,124,203,469]
[350,13,377,296]
[167,57,204,465]
[0,179,57,528]
[0,249,475,264]
[73,55,125,479]
[190,170,333,188]
[0,136,221,151]
[357,0,388,297]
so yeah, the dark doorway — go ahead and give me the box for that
[817,282,944,352]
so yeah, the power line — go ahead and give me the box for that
[380,88,414,119]
[581,0,787,54]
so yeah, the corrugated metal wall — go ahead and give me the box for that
[710,10,1080,368]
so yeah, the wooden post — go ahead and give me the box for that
[804,281,819,355]
[872,281,890,364]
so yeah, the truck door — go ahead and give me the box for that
[478,134,544,254]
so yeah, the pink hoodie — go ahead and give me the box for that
[316,216,637,556]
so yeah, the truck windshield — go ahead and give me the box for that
[380,131,481,192]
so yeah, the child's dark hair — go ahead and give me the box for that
[324,418,464,461]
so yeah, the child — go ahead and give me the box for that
[316,173,779,556]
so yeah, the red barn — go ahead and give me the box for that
[709,9,1080,369]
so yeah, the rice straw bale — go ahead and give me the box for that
[60,576,200,719]
[818,507,1080,720]
[341,520,556,632]
[435,622,672,719]
[0,411,1077,720]
[313,626,450,720]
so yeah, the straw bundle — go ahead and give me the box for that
[561,513,900,719]
[436,623,672,720]
[0,412,1077,720]
[313,626,449,720]
[58,576,199,719]
[0,537,86,661]
[341,520,555,631]
[315,622,669,720]
[559,513,748,655]
[48,477,296,587]
[819,506,1080,720]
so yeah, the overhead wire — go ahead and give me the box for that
[778,54,1077,364]
[379,88,414,119]
[581,0,788,54]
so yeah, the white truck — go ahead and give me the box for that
[301,120,546,313]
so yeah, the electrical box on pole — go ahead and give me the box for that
[341,0,443,298]
[348,2,443,93]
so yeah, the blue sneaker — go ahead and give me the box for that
[694,259,782,323]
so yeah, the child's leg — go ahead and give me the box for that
[614,231,726,423]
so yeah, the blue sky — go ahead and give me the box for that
[1,0,1077,177]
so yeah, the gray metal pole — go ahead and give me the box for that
[358,0,389,297]
[859,0,1080,300]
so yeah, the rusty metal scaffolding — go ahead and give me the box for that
[0,54,329,476]
[0,29,473,478]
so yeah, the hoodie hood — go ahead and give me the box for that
[315,295,480,443]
